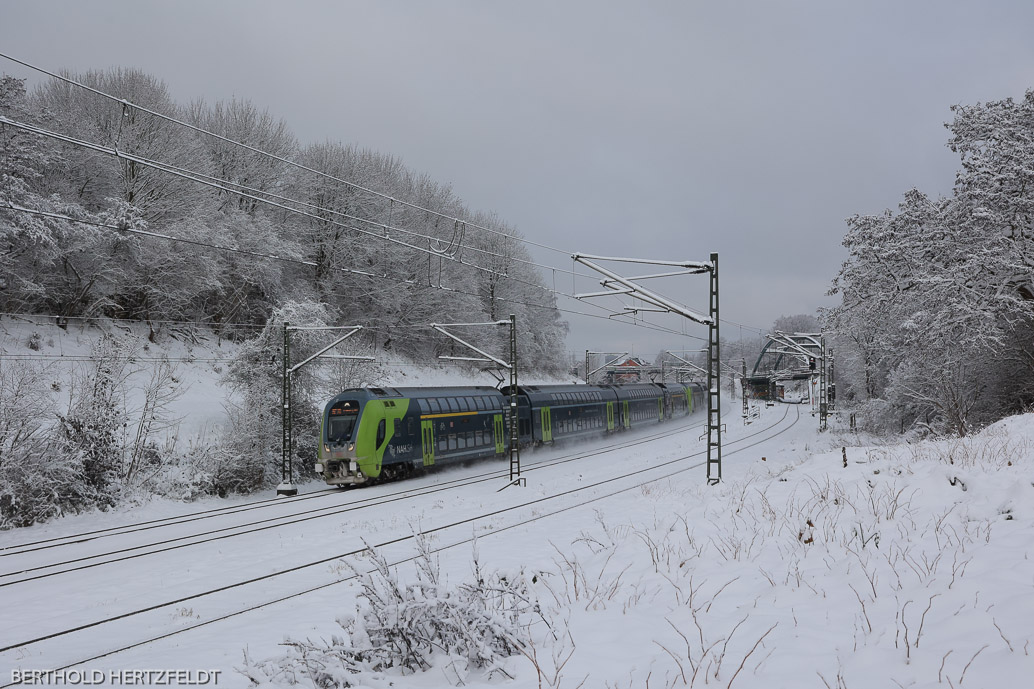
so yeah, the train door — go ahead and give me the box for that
[493,414,505,454]
[606,402,615,431]
[658,397,664,421]
[541,407,553,442]
[421,419,435,466]
[622,401,630,429]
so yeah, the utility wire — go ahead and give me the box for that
[0,52,575,258]
[0,48,770,330]
[1,115,615,318]
[2,204,704,343]
[0,54,763,337]
[0,355,236,363]
[0,311,264,330]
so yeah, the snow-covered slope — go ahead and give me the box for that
[2,400,1031,687]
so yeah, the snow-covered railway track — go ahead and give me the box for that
[0,487,342,557]
[0,405,797,684]
[0,415,710,587]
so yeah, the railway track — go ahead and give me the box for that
[0,414,712,583]
[0,404,799,684]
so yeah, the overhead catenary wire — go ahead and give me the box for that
[0,51,576,259]
[0,311,264,330]
[0,51,767,337]
[3,112,576,282]
[3,203,707,343]
[0,115,613,318]
[0,53,766,339]
[0,355,237,363]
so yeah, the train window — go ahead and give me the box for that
[439,435,447,452]
[448,434,458,450]
[376,419,386,448]
[428,399,441,414]
[328,416,356,442]
[474,397,485,411]
[446,398,458,412]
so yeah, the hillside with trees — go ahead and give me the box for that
[0,69,566,360]
[0,68,567,526]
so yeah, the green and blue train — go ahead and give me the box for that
[316,382,706,486]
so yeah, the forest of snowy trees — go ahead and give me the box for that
[0,69,566,360]
[827,90,1034,436]
[0,67,567,526]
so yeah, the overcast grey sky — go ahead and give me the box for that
[3,1,1034,359]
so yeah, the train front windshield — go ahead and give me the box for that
[327,400,360,442]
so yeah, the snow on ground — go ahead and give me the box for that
[0,316,574,443]
[1,336,1033,687]
[0,316,237,439]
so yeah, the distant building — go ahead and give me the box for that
[605,357,659,383]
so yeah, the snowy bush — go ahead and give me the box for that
[55,335,133,505]
[0,449,96,529]
[1,334,196,526]
[198,408,271,496]
[0,360,95,528]
[239,536,538,687]
[222,300,354,490]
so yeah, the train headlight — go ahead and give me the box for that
[323,444,330,453]
[314,463,324,473]
[348,443,355,451]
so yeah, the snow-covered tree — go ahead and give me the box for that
[188,96,297,215]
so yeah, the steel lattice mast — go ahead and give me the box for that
[571,252,722,484]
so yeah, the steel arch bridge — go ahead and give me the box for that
[744,332,823,400]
